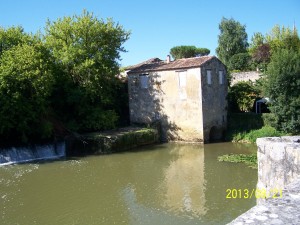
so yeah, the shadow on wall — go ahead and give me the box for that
[209,126,225,143]
[143,72,181,142]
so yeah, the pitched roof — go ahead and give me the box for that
[127,56,215,74]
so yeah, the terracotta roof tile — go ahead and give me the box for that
[127,56,215,74]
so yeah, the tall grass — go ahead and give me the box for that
[231,126,285,143]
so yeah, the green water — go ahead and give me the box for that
[0,142,257,225]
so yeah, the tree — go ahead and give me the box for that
[265,25,300,53]
[170,45,210,60]
[45,10,130,131]
[248,32,264,55]
[0,43,54,143]
[216,17,248,66]
[228,52,251,71]
[252,43,271,71]
[0,26,33,57]
[263,49,300,133]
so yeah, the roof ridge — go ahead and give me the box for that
[127,55,216,74]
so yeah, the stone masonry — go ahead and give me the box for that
[127,56,227,143]
[231,71,261,86]
[228,136,300,225]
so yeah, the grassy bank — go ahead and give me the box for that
[221,113,287,169]
[226,113,286,143]
[230,126,285,143]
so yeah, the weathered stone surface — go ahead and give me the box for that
[256,136,300,204]
[228,178,300,225]
[228,136,300,225]
[66,127,159,155]
[231,71,261,86]
[127,57,227,143]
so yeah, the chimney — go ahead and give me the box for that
[166,55,171,63]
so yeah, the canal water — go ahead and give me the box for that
[0,142,257,225]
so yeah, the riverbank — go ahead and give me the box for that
[66,126,159,156]
[226,113,287,143]
[220,113,289,168]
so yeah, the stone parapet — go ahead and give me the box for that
[228,136,300,224]
[256,136,300,204]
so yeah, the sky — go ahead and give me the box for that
[1,0,300,66]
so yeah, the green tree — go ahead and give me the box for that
[248,32,264,55]
[228,52,251,71]
[44,10,130,131]
[0,43,54,143]
[263,49,300,133]
[0,26,33,56]
[265,25,300,53]
[216,17,248,66]
[228,81,260,112]
[170,45,210,60]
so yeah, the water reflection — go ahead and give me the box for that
[162,145,206,217]
[0,142,257,225]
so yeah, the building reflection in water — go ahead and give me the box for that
[161,144,206,217]
[122,144,207,224]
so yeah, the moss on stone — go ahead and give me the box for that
[66,127,159,156]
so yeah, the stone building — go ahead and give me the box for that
[127,55,227,143]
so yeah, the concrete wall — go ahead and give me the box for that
[201,57,228,142]
[231,71,261,86]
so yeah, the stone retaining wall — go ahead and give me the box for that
[231,71,261,86]
[228,136,300,224]
[66,127,159,155]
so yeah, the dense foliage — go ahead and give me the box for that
[228,81,260,112]
[224,21,300,135]
[264,49,300,134]
[0,11,130,144]
[0,43,54,142]
[170,45,210,60]
[228,52,251,71]
[45,10,130,132]
[216,17,248,66]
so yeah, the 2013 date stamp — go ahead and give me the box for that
[226,188,283,199]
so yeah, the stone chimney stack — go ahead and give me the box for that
[166,55,171,63]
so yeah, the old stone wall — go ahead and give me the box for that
[128,58,227,142]
[228,136,300,224]
[231,71,261,86]
[201,57,227,142]
[66,127,159,155]
[128,68,205,142]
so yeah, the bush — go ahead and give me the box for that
[244,126,284,143]
[262,113,277,127]
[230,126,285,143]
[228,82,260,112]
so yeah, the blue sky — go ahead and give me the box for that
[1,0,300,66]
